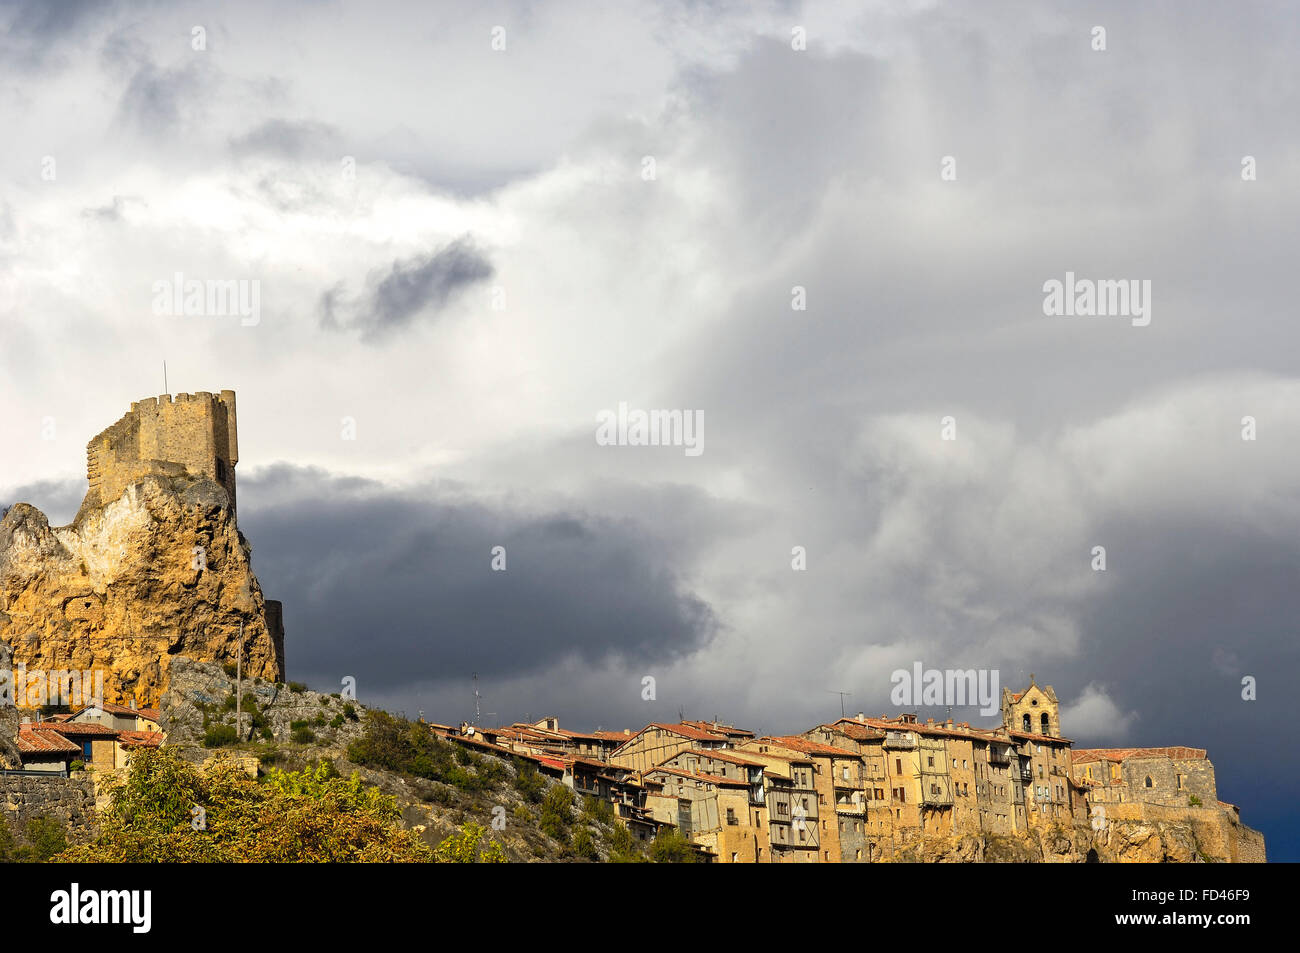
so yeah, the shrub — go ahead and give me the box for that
[290,720,309,731]
[291,727,316,744]
[539,785,574,842]
[288,682,306,694]
[222,662,237,678]
[649,827,698,863]
[57,749,431,862]
[69,760,85,772]
[330,715,345,729]
[313,714,327,728]
[607,822,645,863]
[512,805,532,824]
[203,723,238,748]
[260,727,273,741]
[513,761,546,803]
[432,823,506,863]
[571,826,598,860]
[342,703,358,721]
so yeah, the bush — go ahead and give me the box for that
[222,662,238,678]
[288,682,306,694]
[342,703,358,721]
[313,714,327,728]
[260,727,273,740]
[432,823,506,863]
[330,715,345,729]
[539,785,574,842]
[291,727,316,744]
[347,711,497,792]
[513,761,546,803]
[57,749,431,862]
[69,760,85,773]
[203,723,238,748]
[649,827,698,863]
[608,822,646,863]
[571,826,598,860]
[512,805,532,824]
[290,720,309,731]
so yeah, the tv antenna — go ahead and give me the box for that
[472,673,495,726]
[163,360,168,395]
[828,689,852,717]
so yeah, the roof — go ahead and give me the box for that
[647,722,730,742]
[670,748,765,767]
[680,720,754,738]
[17,727,81,755]
[117,730,165,749]
[819,722,886,743]
[641,767,749,788]
[761,735,860,758]
[1071,747,1206,764]
[27,721,119,738]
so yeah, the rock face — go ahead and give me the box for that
[884,819,1241,863]
[0,471,283,708]
[159,656,365,749]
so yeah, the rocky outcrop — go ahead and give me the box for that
[0,473,283,709]
[159,656,365,749]
[883,819,1232,863]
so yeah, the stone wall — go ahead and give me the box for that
[0,773,96,839]
[84,391,238,515]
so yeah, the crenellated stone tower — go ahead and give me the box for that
[82,390,239,519]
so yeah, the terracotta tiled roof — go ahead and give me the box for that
[762,736,860,758]
[1071,747,1206,764]
[28,721,118,738]
[821,722,886,742]
[672,748,765,767]
[642,767,749,788]
[645,723,729,742]
[17,727,81,755]
[117,730,164,748]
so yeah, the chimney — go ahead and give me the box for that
[131,697,137,710]
[856,712,866,722]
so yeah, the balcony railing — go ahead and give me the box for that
[883,734,917,749]
[988,750,1011,765]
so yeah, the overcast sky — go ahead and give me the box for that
[1,0,1296,858]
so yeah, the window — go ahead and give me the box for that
[1023,713,1031,731]
[1177,775,1184,789]
[1145,776,1153,788]
[896,758,903,774]
[1041,713,1050,735]
[927,756,934,767]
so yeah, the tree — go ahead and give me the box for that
[649,826,698,863]
[432,823,507,863]
[56,748,432,863]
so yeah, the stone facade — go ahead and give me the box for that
[82,391,238,519]
[0,773,96,837]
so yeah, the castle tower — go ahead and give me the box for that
[83,390,240,515]
[1001,675,1061,737]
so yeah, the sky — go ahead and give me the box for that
[1,0,1296,858]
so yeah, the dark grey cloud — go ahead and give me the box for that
[318,239,494,340]
[237,464,716,695]
[229,118,342,159]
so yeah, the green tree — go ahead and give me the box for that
[432,823,507,863]
[649,826,698,863]
[56,748,431,863]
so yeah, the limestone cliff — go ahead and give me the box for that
[883,816,1262,863]
[0,471,283,708]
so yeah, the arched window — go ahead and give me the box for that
[1145,776,1153,788]
[1040,712,1050,735]
[1022,713,1031,731]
